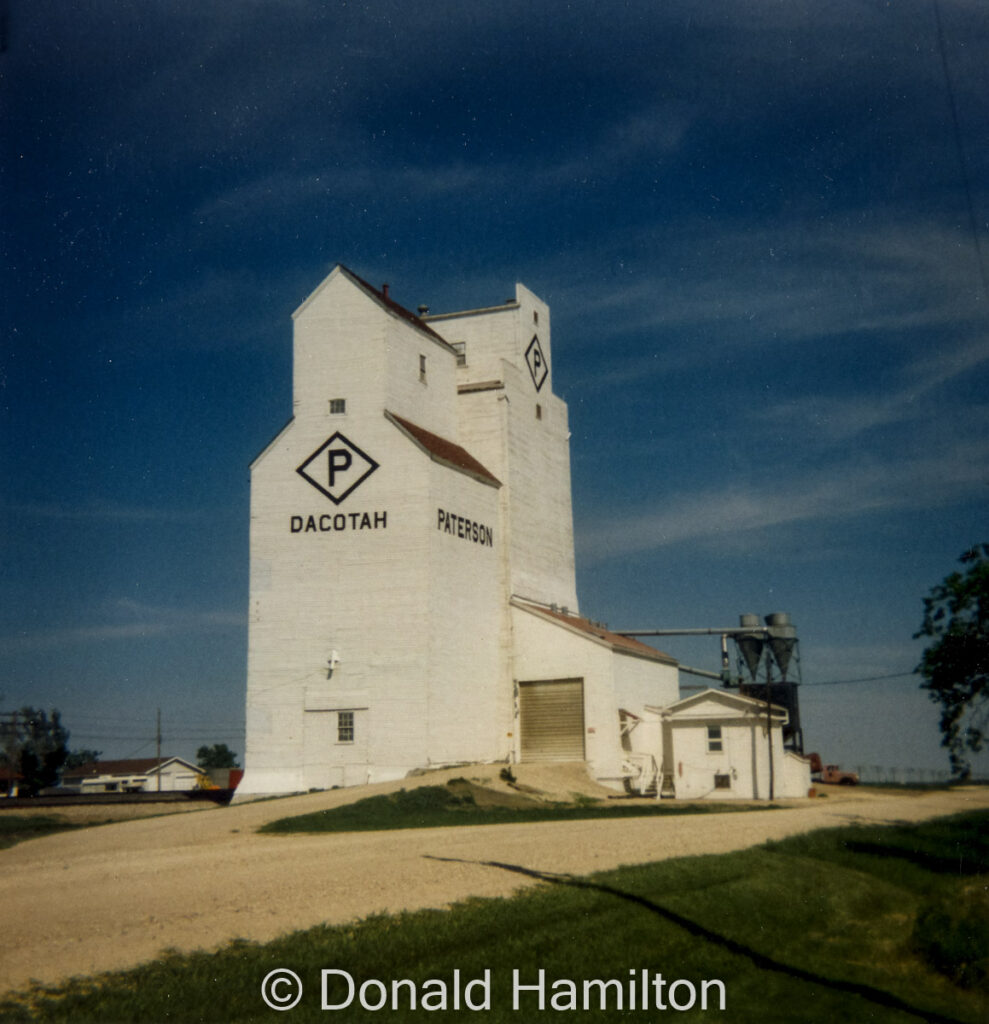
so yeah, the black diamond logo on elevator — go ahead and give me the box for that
[297,433,379,504]
[525,334,548,392]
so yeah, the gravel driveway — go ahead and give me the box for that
[2,766,986,995]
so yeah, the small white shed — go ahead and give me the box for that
[627,689,812,800]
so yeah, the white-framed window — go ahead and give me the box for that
[451,341,467,366]
[329,398,346,414]
[337,710,354,743]
[707,725,723,752]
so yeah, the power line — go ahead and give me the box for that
[933,0,989,298]
[70,732,243,742]
[803,672,916,687]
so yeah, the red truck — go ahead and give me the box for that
[807,752,859,785]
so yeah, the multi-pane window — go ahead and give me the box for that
[707,725,723,752]
[714,773,731,789]
[329,398,346,414]
[337,710,354,743]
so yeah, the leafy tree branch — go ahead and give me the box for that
[914,543,989,778]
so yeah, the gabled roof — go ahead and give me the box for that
[512,599,678,665]
[652,687,788,721]
[386,411,501,487]
[64,757,204,778]
[295,264,454,349]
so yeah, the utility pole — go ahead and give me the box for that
[765,652,775,801]
[156,708,162,793]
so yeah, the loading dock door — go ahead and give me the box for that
[518,678,585,762]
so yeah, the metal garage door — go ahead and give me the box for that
[518,678,585,762]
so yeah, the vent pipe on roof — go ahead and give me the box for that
[381,283,390,299]
[417,304,429,316]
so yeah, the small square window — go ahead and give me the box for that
[707,725,723,752]
[329,398,346,414]
[337,710,354,743]
[714,773,731,789]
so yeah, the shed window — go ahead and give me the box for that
[452,341,467,366]
[337,710,354,743]
[714,773,731,789]
[329,398,346,414]
[707,725,723,752]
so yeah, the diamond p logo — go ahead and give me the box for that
[297,433,379,504]
[525,334,548,392]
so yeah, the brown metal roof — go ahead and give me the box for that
[387,411,501,487]
[514,601,678,664]
[339,265,452,347]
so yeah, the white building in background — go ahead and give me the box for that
[237,266,809,801]
[62,757,207,794]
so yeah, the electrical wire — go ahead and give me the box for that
[933,0,989,298]
[802,671,917,687]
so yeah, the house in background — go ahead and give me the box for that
[62,757,208,794]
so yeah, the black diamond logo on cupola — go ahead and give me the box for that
[297,433,379,504]
[525,334,548,392]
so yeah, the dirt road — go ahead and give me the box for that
[2,767,987,996]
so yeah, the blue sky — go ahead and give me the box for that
[2,0,987,776]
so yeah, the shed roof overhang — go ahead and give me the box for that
[512,598,678,665]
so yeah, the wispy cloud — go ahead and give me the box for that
[2,501,204,524]
[0,599,244,653]
[576,440,989,562]
[195,99,693,224]
[753,333,989,443]
[554,217,986,353]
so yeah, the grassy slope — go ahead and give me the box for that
[2,811,986,1023]
[0,815,83,850]
[258,780,777,835]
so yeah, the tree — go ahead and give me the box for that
[64,748,103,770]
[915,544,989,779]
[0,707,70,796]
[196,743,239,769]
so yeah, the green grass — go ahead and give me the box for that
[2,811,986,1023]
[0,814,83,850]
[258,780,778,835]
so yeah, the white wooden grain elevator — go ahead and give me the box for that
[237,265,680,798]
